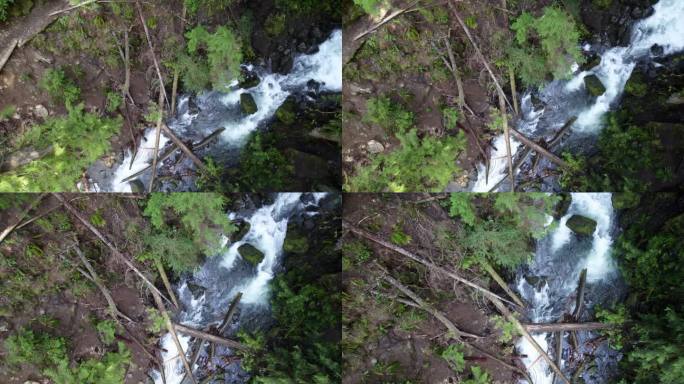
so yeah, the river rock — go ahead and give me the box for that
[187,282,206,299]
[530,94,545,110]
[624,71,648,97]
[238,244,264,266]
[554,195,572,219]
[275,96,297,125]
[367,140,384,154]
[284,224,309,254]
[239,73,260,90]
[650,44,664,57]
[34,104,48,119]
[240,93,258,115]
[524,275,547,289]
[584,75,606,97]
[128,179,145,193]
[566,215,597,236]
[230,220,251,242]
[666,92,684,105]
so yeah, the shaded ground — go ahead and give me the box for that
[342,194,524,383]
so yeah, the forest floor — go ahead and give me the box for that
[342,194,525,383]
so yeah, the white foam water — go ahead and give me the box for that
[471,0,684,189]
[102,30,342,191]
[517,193,616,383]
[151,193,324,384]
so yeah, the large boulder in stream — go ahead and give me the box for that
[240,93,258,115]
[275,96,297,125]
[584,74,606,97]
[238,244,264,266]
[566,215,597,236]
[284,223,309,254]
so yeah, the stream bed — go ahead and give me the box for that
[515,193,627,383]
[152,192,330,384]
[472,0,684,192]
[91,30,342,192]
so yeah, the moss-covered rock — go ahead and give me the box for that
[239,244,264,266]
[239,74,260,90]
[585,75,606,97]
[625,71,648,98]
[241,93,258,115]
[566,215,597,236]
[284,224,309,254]
[275,96,296,125]
[230,220,250,243]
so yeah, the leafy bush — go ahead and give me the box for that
[441,344,466,373]
[492,315,518,343]
[364,96,413,134]
[0,104,121,192]
[0,0,13,21]
[353,0,386,17]
[346,130,467,192]
[237,133,294,191]
[182,25,243,91]
[448,193,476,227]
[595,304,626,349]
[96,320,117,346]
[390,225,411,246]
[105,91,122,113]
[40,68,81,107]
[463,366,492,384]
[184,0,235,15]
[144,193,234,254]
[508,7,584,86]
[342,240,373,269]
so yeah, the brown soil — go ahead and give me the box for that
[0,194,160,384]
[342,0,521,191]
[342,193,523,383]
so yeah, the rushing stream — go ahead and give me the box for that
[151,193,328,384]
[472,0,684,192]
[515,193,626,384]
[92,30,342,192]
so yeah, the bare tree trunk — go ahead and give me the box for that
[155,259,179,310]
[481,261,525,307]
[173,324,248,351]
[136,1,169,109]
[161,124,207,171]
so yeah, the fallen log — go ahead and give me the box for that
[161,124,207,171]
[152,290,197,384]
[481,260,526,308]
[510,127,568,168]
[490,298,570,384]
[173,323,248,351]
[523,322,613,333]
[343,221,520,308]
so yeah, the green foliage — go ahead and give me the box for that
[492,315,518,343]
[364,96,414,134]
[0,104,15,120]
[441,344,466,373]
[442,107,459,130]
[237,133,294,192]
[0,105,121,192]
[0,0,33,22]
[40,68,81,107]
[353,0,387,16]
[89,210,106,228]
[342,240,373,269]
[592,0,612,9]
[595,304,626,349]
[96,320,117,346]
[265,13,287,36]
[508,7,584,86]
[448,194,476,227]
[145,308,166,334]
[464,15,478,30]
[346,130,467,192]
[396,307,425,332]
[463,366,492,384]
[459,219,532,270]
[4,329,130,384]
[105,91,122,113]
[0,0,13,21]
[390,225,411,246]
[182,25,243,91]
[184,0,235,15]
[143,193,234,259]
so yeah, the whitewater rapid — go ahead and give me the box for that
[516,193,617,384]
[472,0,684,191]
[152,193,326,384]
[104,30,342,192]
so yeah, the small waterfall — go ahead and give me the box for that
[102,30,342,192]
[152,193,328,384]
[516,193,623,384]
[472,0,684,190]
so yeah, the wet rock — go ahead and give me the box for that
[555,195,572,219]
[367,140,384,154]
[306,79,321,93]
[566,215,597,236]
[34,104,48,119]
[275,96,296,125]
[650,44,664,57]
[580,54,601,71]
[128,179,145,193]
[666,92,684,105]
[238,73,260,90]
[230,220,251,243]
[584,74,606,97]
[187,282,206,299]
[240,93,258,115]
[624,71,648,97]
[187,96,200,115]
[284,224,309,254]
[525,275,547,289]
[238,244,264,266]
[531,94,545,110]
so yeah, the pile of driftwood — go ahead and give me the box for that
[344,221,612,384]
